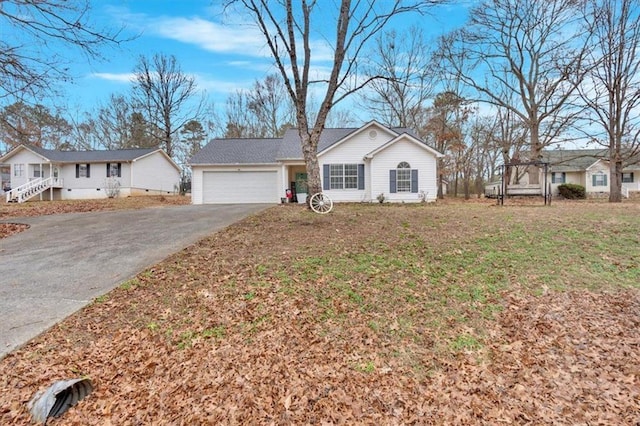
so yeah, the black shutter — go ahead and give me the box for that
[357,164,365,190]
[323,164,330,190]
[86,164,90,178]
[603,174,607,186]
[592,175,596,186]
[411,169,418,193]
[117,163,122,177]
[106,163,110,177]
[76,164,80,178]
[390,170,397,193]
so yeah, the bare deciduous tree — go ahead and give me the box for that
[437,0,590,184]
[229,0,444,202]
[0,0,125,102]
[579,0,640,202]
[132,53,203,158]
[360,26,435,129]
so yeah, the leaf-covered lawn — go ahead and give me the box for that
[0,195,190,238]
[1,200,639,424]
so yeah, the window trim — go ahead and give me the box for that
[107,162,122,178]
[76,163,91,178]
[390,162,419,194]
[13,164,24,177]
[325,163,363,190]
[552,172,566,184]
[592,172,607,187]
[396,162,412,193]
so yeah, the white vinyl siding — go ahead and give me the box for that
[370,139,438,203]
[132,152,179,193]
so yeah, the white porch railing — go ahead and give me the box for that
[5,177,63,203]
[622,186,629,198]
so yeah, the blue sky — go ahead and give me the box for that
[56,1,471,120]
[64,0,468,117]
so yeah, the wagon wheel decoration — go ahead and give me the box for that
[309,192,333,214]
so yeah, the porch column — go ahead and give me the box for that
[50,163,53,200]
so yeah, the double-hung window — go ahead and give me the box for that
[552,172,565,184]
[622,172,634,183]
[329,164,359,190]
[323,163,364,190]
[76,163,90,178]
[390,162,418,193]
[13,164,24,177]
[107,163,121,178]
[592,172,607,187]
[396,162,412,192]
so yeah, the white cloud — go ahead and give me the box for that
[90,72,136,83]
[152,17,268,56]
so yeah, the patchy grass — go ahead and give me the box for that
[1,199,639,424]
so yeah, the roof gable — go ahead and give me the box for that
[364,133,444,159]
[317,121,398,157]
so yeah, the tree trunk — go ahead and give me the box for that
[300,131,322,200]
[528,124,541,185]
[609,158,623,203]
[437,158,445,199]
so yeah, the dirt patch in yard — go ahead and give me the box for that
[0,200,638,424]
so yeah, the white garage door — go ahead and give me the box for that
[202,171,279,203]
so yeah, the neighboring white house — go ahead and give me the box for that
[485,149,640,198]
[542,149,640,197]
[189,121,444,204]
[1,145,181,202]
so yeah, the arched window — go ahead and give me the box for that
[396,162,411,192]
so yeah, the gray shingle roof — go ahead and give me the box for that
[541,149,607,171]
[189,138,282,164]
[192,125,426,165]
[26,145,158,163]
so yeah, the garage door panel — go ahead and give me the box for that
[203,171,278,203]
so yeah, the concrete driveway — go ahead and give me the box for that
[0,203,270,359]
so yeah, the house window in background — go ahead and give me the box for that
[592,172,607,187]
[76,163,90,178]
[108,163,121,177]
[552,172,565,184]
[14,164,24,177]
[622,172,634,183]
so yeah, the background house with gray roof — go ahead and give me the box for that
[542,149,640,197]
[189,121,443,204]
[1,145,181,202]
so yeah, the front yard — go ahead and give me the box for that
[1,199,638,424]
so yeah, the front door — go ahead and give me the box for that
[295,172,308,194]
